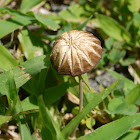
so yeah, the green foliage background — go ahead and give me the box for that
[0,0,140,140]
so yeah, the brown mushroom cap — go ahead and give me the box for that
[50,30,103,77]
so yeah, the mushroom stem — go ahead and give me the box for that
[79,75,83,112]
[71,76,83,138]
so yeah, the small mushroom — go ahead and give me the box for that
[50,30,103,112]
[50,30,102,77]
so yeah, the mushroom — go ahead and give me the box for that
[50,30,103,112]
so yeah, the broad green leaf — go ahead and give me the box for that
[125,84,140,104]
[19,55,50,76]
[43,82,69,106]
[35,14,60,30]
[42,14,62,24]
[23,69,68,104]
[108,98,137,115]
[76,15,92,30]
[20,0,44,13]
[85,92,97,103]
[127,0,140,12]
[18,28,43,59]
[21,96,39,112]
[44,67,59,88]
[86,118,95,129]
[0,71,10,97]
[14,54,50,88]
[96,14,131,42]
[0,55,50,97]
[0,14,34,39]
[62,80,120,138]
[68,2,86,18]
[0,70,18,106]
[105,38,114,50]
[118,130,140,140]
[0,115,11,126]
[107,69,135,93]
[0,44,18,71]
[108,49,126,63]
[76,113,140,140]
[38,95,64,140]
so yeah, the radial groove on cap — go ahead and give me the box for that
[50,30,103,77]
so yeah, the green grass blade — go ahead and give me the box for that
[62,80,120,138]
[76,15,92,30]
[76,113,140,140]
[38,95,65,140]
[20,0,44,13]
[18,115,33,140]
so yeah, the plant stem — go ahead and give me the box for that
[71,75,83,138]
[79,75,83,112]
